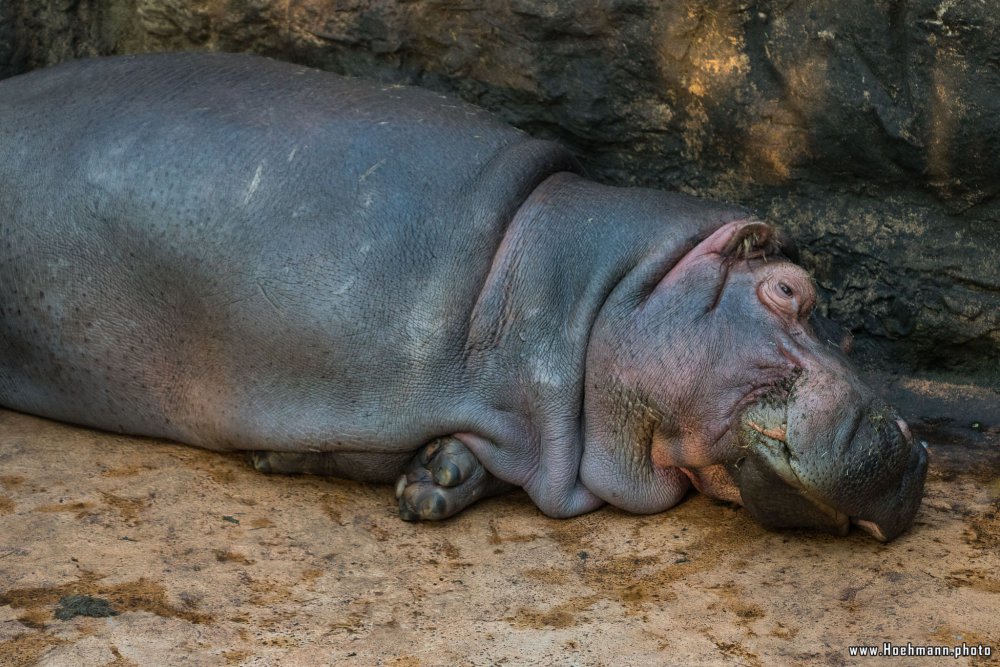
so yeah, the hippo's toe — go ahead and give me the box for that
[396,437,513,521]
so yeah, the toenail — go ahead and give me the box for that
[419,492,447,519]
[419,440,442,465]
[398,500,419,522]
[433,462,460,487]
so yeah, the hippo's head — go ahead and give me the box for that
[580,220,927,541]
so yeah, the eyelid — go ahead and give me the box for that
[775,282,797,314]
[759,274,815,319]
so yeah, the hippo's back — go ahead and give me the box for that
[0,53,573,451]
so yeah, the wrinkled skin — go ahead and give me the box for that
[0,53,926,541]
[580,222,927,541]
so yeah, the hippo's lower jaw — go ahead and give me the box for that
[729,441,851,538]
[730,448,890,540]
[730,395,928,542]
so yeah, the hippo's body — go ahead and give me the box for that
[0,53,927,539]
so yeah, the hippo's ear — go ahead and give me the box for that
[649,220,787,296]
[719,220,783,261]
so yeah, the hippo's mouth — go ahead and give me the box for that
[729,390,926,542]
[730,400,852,537]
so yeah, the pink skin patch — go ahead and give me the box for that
[651,219,774,294]
[680,465,742,505]
[756,268,816,324]
[646,229,822,506]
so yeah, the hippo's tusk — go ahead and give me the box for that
[852,518,888,542]
[747,420,788,443]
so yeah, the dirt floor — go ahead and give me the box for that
[0,378,997,666]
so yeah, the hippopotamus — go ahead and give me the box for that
[0,52,927,541]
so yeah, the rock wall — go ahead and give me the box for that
[2,0,998,383]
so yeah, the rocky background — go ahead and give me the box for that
[1,0,998,385]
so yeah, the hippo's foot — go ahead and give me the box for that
[395,437,514,521]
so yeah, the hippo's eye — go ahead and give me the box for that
[758,272,815,321]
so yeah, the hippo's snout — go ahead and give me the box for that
[848,427,928,541]
[732,378,928,542]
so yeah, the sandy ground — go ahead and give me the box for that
[0,379,997,666]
